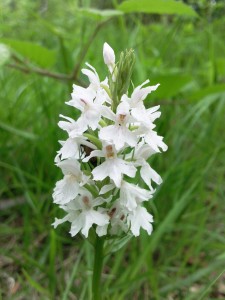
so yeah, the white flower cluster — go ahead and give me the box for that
[52,43,167,238]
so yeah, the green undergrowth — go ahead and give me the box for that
[0,1,225,299]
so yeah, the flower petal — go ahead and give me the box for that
[128,206,153,236]
[53,175,80,205]
[140,162,162,189]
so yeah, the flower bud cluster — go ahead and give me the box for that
[52,43,167,238]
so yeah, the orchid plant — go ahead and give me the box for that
[52,43,167,299]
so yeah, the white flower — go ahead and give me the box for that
[58,114,84,136]
[141,127,168,153]
[53,190,110,238]
[122,80,160,127]
[99,183,115,195]
[131,105,161,128]
[69,85,95,110]
[127,206,153,236]
[83,144,136,187]
[120,181,153,211]
[67,85,107,131]
[56,137,96,161]
[70,193,109,238]
[140,161,162,190]
[129,80,160,107]
[81,63,111,101]
[99,101,137,150]
[146,105,161,123]
[56,139,81,161]
[96,214,109,236]
[52,210,78,229]
[53,42,167,239]
[108,200,129,235]
[103,42,115,73]
[53,176,79,205]
[132,142,162,189]
[81,63,102,91]
[53,159,89,205]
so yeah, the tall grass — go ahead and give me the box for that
[0,1,225,299]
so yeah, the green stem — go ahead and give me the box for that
[92,235,104,300]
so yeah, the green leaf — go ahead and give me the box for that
[149,73,192,99]
[118,0,198,17]
[104,235,133,254]
[0,38,56,68]
[32,13,68,38]
[216,58,225,77]
[83,133,102,149]
[77,8,123,21]
[0,44,10,66]
[22,269,50,296]
[0,121,37,140]
[160,256,225,294]
[62,248,84,300]
[128,182,198,280]
[189,84,225,101]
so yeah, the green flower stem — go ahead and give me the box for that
[92,235,104,300]
[83,133,102,149]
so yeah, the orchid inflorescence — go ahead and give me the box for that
[52,43,167,238]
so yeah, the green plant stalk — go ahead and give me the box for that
[92,236,104,300]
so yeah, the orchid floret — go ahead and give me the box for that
[52,43,167,238]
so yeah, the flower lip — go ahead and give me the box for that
[105,145,115,159]
[118,114,126,125]
[80,99,87,105]
[108,207,116,218]
[120,215,125,221]
[82,195,91,208]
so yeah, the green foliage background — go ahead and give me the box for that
[0,0,225,299]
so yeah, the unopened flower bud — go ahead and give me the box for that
[103,42,115,67]
[111,48,135,111]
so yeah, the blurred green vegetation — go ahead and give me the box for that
[0,0,225,299]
